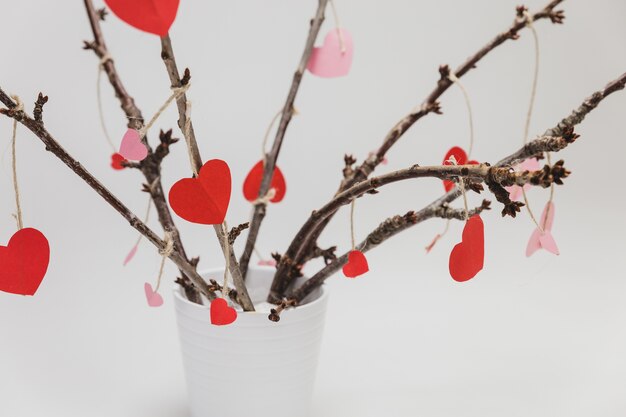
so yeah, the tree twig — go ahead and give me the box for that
[83,0,205,303]
[157,34,255,311]
[271,0,566,300]
[239,0,331,279]
[0,90,217,302]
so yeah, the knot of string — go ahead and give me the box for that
[519,9,547,233]
[154,231,174,293]
[253,188,276,206]
[10,95,24,230]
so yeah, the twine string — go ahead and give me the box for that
[447,73,475,158]
[329,0,347,53]
[349,198,356,250]
[447,155,469,221]
[96,54,116,151]
[520,10,545,232]
[154,232,174,293]
[221,222,231,298]
[10,96,24,230]
[522,11,539,146]
[253,188,276,206]
[139,83,191,139]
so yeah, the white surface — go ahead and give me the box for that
[1,0,626,416]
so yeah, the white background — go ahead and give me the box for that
[1,0,626,416]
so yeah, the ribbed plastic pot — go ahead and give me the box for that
[173,266,329,417]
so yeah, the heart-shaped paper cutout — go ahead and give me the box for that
[526,201,559,257]
[144,282,163,307]
[0,228,50,296]
[442,147,478,192]
[342,250,369,278]
[449,215,484,282]
[210,298,238,326]
[119,128,148,161]
[307,29,354,78]
[243,160,287,203]
[169,159,232,225]
[104,0,180,36]
[123,242,140,266]
[506,158,540,201]
[111,153,127,170]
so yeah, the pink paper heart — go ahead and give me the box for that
[144,282,163,307]
[506,158,541,201]
[119,128,148,161]
[307,28,353,78]
[526,201,559,257]
[123,243,139,266]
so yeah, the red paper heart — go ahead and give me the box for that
[210,298,237,326]
[169,159,232,225]
[449,215,484,282]
[342,250,369,278]
[243,160,287,203]
[111,153,127,170]
[0,228,50,296]
[104,0,179,36]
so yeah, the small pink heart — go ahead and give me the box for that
[307,29,354,78]
[506,158,540,201]
[119,128,148,161]
[144,282,163,307]
[526,201,559,257]
[123,243,139,266]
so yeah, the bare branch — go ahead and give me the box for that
[272,0,567,300]
[239,0,331,279]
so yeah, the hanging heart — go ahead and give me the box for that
[505,158,540,201]
[442,146,478,192]
[242,160,287,203]
[307,29,354,78]
[111,153,127,170]
[342,250,369,278]
[210,298,238,326]
[144,282,163,307]
[118,128,148,161]
[449,215,484,282]
[526,201,559,257]
[0,228,50,296]
[169,159,232,225]
[103,0,180,37]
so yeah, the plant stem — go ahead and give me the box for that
[239,0,330,280]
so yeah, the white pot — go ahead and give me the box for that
[173,266,329,417]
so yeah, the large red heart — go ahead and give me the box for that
[104,0,180,36]
[449,215,484,282]
[169,159,232,225]
[0,228,50,296]
[342,250,369,278]
[242,160,287,203]
[210,298,237,326]
[442,147,479,192]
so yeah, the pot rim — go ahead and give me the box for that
[172,265,328,315]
